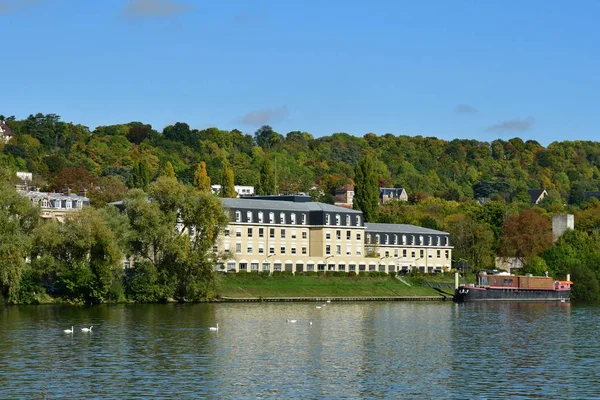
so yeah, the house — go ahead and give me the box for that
[18,187,90,222]
[211,185,255,198]
[528,189,548,205]
[0,120,14,144]
[214,195,453,274]
[379,187,408,204]
[333,184,354,207]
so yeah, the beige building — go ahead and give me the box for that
[18,187,90,222]
[216,195,452,274]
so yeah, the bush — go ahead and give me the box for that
[369,271,379,278]
[348,271,357,277]
[316,271,325,277]
[237,270,248,275]
[389,272,397,278]
[304,271,316,277]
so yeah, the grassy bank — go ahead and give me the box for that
[215,273,447,298]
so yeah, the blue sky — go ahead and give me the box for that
[1,0,599,145]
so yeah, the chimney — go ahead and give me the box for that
[63,186,71,196]
[79,188,88,198]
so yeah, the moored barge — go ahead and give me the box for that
[454,271,572,302]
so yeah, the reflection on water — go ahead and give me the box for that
[0,301,596,398]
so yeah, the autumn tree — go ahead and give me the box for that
[221,165,236,198]
[353,155,379,222]
[256,158,275,195]
[500,210,552,261]
[160,161,176,178]
[193,162,211,193]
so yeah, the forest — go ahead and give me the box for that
[2,112,600,302]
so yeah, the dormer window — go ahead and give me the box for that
[247,211,253,223]
[43,199,48,208]
[366,235,371,244]
[269,212,275,223]
[402,235,406,244]
[376,234,380,244]
[302,213,307,225]
[258,212,264,223]
[290,213,296,224]
[335,214,340,226]
[325,214,331,225]
[346,215,350,225]
[280,212,286,224]
[356,216,361,226]
[419,235,424,245]
[384,234,389,244]
[235,211,241,222]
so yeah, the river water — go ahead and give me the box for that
[0,301,596,399]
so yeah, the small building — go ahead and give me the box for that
[379,187,408,204]
[0,120,13,144]
[334,184,354,207]
[552,214,574,242]
[528,189,548,205]
[211,185,255,198]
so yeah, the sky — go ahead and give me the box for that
[1,0,599,145]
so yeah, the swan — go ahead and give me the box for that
[209,323,219,331]
[326,300,331,303]
[287,319,297,323]
[309,320,313,325]
[81,326,93,332]
[64,326,74,334]
[316,306,322,309]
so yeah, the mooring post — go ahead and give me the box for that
[567,273,570,282]
[455,272,459,290]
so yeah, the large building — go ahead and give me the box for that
[18,187,90,222]
[216,195,452,274]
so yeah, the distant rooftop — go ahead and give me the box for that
[365,222,449,235]
[221,197,362,213]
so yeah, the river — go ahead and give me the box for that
[0,301,596,399]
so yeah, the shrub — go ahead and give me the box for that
[316,271,325,277]
[238,270,248,275]
[389,272,397,278]
[348,271,357,277]
[304,271,316,277]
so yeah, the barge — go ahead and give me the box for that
[454,271,571,302]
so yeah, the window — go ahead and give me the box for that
[445,250,449,259]
[281,229,286,239]
[236,228,241,237]
[274,263,282,272]
[262,263,270,272]
[411,251,415,258]
[366,235,371,244]
[346,215,350,225]
[437,236,440,245]
[280,212,286,224]
[349,264,356,272]
[326,231,331,240]
[402,235,406,244]
[437,250,441,258]
[247,211,253,223]
[394,235,398,245]
[385,250,390,257]
[428,249,433,258]
[239,263,247,271]
[394,249,398,257]
[328,264,336,271]
[227,262,236,271]
[270,228,275,238]
[291,213,296,224]
[258,212,264,223]
[259,244,264,254]
[248,228,253,237]
[270,246,275,255]
[302,213,307,225]
[445,237,449,246]
[302,246,307,255]
[291,247,296,254]
[326,245,331,255]
[346,245,352,255]
[346,231,351,240]
[419,235,424,245]
[225,228,230,237]
[385,234,389,244]
[302,230,308,239]
[325,214,331,225]
[281,246,286,254]
[224,243,230,252]
[251,263,259,271]
[356,246,362,256]
[236,243,242,253]
[291,229,297,239]
[336,245,341,255]
[379,264,385,272]
[356,216,361,226]
[247,245,253,254]
[235,211,241,222]
[376,235,380,244]
[307,263,315,272]
[338,264,346,271]
[318,263,325,272]
[336,230,341,240]
[213,245,218,252]
[269,212,275,223]
[420,249,424,258]
[357,233,361,241]
[403,249,407,258]
[335,214,340,225]
[259,228,264,238]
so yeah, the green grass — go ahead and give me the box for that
[215,273,445,298]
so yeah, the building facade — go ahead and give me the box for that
[18,188,90,221]
[379,187,408,204]
[211,184,255,198]
[216,196,452,274]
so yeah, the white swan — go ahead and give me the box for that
[287,319,297,323]
[81,326,93,332]
[309,320,313,325]
[64,326,74,334]
[316,306,322,309]
[326,300,331,303]
[209,323,219,331]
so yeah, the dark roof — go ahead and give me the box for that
[365,223,449,235]
[585,191,600,201]
[221,198,362,213]
[528,189,546,203]
[335,184,354,193]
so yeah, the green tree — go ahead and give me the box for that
[130,159,151,191]
[193,161,211,193]
[160,161,176,178]
[353,155,379,222]
[221,166,236,198]
[256,158,275,195]
[254,125,283,150]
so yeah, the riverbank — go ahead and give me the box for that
[215,273,456,300]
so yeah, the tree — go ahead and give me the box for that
[353,155,379,222]
[221,166,236,198]
[500,210,552,261]
[193,162,211,193]
[130,159,150,190]
[88,175,128,207]
[160,161,176,179]
[254,125,282,150]
[445,214,494,268]
[256,158,275,195]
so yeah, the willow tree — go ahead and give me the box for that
[353,155,379,222]
[193,161,211,193]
